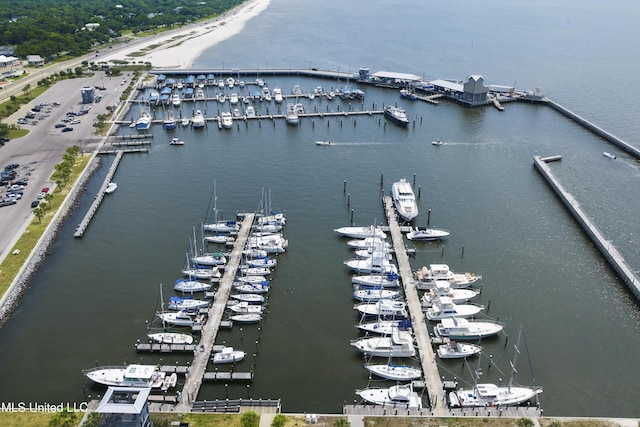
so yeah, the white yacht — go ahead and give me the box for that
[285,103,299,125]
[406,226,450,241]
[351,329,415,357]
[220,111,233,129]
[83,364,166,389]
[391,178,418,222]
[335,226,386,239]
[191,110,205,128]
[357,384,422,410]
[212,347,245,364]
[433,317,504,340]
[415,264,481,289]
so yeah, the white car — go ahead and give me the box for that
[70,120,81,124]
[37,192,46,200]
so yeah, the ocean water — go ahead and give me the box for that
[0,0,639,418]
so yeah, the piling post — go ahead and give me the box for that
[343,180,347,193]
[427,209,431,226]
[461,246,465,257]
[350,209,354,225]
[380,174,384,186]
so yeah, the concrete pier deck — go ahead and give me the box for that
[382,196,447,415]
[174,213,255,412]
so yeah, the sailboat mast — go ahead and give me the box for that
[508,327,524,391]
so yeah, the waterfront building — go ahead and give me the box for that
[96,387,153,427]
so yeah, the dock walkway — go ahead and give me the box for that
[382,196,447,415]
[74,151,124,238]
[174,213,255,412]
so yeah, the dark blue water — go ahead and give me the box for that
[1,0,640,418]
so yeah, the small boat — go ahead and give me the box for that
[174,278,212,293]
[161,372,177,392]
[344,255,397,275]
[217,92,227,103]
[163,115,177,130]
[356,384,422,410]
[245,106,256,118]
[203,220,239,234]
[391,178,418,222]
[238,266,271,276]
[355,299,407,319]
[233,282,269,294]
[181,117,190,127]
[433,317,504,340]
[229,93,239,105]
[285,103,299,126]
[406,226,450,241]
[425,296,483,321]
[245,256,277,269]
[167,296,210,311]
[204,234,235,244]
[356,319,413,335]
[83,364,165,388]
[158,310,206,327]
[384,105,410,126]
[147,332,194,345]
[169,137,184,145]
[230,293,265,304]
[603,151,616,159]
[171,94,181,107]
[415,264,481,289]
[191,110,205,128]
[273,87,283,103]
[220,111,233,129]
[352,286,401,302]
[437,340,482,359]
[334,226,386,239]
[236,275,268,285]
[212,347,245,364]
[351,329,415,358]
[191,252,226,266]
[229,313,262,323]
[229,301,263,314]
[181,266,221,281]
[105,182,118,194]
[315,141,332,146]
[352,272,400,288]
[432,140,444,145]
[135,110,152,130]
[400,88,418,101]
[346,237,391,250]
[365,363,422,381]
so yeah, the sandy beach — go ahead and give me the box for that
[100,0,271,68]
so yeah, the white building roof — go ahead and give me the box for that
[371,71,422,81]
[0,55,18,63]
[97,387,151,414]
[429,79,463,92]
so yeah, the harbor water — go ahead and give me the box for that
[1,0,640,418]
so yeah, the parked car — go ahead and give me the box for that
[30,200,39,208]
[70,119,81,125]
[37,192,46,199]
[61,127,73,132]
[0,200,17,207]
[55,123,66,128]
[41,187,50,193]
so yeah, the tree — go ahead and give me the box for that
[517,418,535,427]
[43,193,53,210]
[49,408,77,427]
[333,418,350,427]
[33,206,44,223]
[240,411,259,427]
[22,83,31,97]
[271,414,287,427]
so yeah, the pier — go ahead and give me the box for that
[74,151,124,238]
[382,196,447,416]
[534,156,640,301]
[174,213,255,412]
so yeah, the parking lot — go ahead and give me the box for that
[0,71,129,262]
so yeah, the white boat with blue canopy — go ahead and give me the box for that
[174,278,212,293]
[167,296,210,311]
[353,286,401,302]
[356,319,413,335]
[233,282,269,294]
[352,272,400,288]
[365,363,422,381]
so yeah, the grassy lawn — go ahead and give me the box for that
[0,153,91,299]
[0,412,55,427]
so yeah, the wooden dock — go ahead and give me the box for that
[74,151,124,238]
[174,213,255,412]
[382,196,447,415]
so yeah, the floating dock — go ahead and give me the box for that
[534,156,640,301]
[74,151,124,238]
[382,196,447,416]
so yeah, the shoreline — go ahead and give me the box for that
[101,0,271,69]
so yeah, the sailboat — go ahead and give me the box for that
[448,328,543,407]
[203,182,240,234]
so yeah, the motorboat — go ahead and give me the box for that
[147,332,194,345]
[365,364,422,381]
[352,273,400,288]
[273,87,283,103]
[217,92,227,103]
[315,140,332,146]
[204,234,235,244]
[384,105,410,126]
[351,329,415,358]
[191,252,226,266]
[285,103,299,126]
[246,235,288,254]
[356,319,413,335]
[236,275,268,285]
[105,182,118,194]
[158,310,206,327]
[212,347,245,364]
[245,256,277,269]
[161,373,178,392]
[356,384,422,410]
[238,266,271,276]
[406,226,450,241]
[163,115,176,130]
[354,246,392,260]
[433,317,504,340]
[432,139,444,145]
[191,110,205,128]
[230,293,265,304]
[245,106,256,118]
[436,340,482,359]
[347,237,390,250]
[421,280,479,306]
[415,264,481,289]
[174,278,213,293]
[352,286,400,302]
[167,296,209,311]
[334,226,386,239]
[603,151,616,159]
[181,266,221,281]
[228,301,264,314]
[400,88,418,100]
[242,248,268,259]
[83,364,165,389]
[229,93,239,104]
[169,137,184,145]
[171,94,181,106]
[344,255,398,275]
[291,84,303,96]
[229,313,262,323]
[181,117,190,127]
[391,179,418,222]
[135,110,152,130]
[220,111,233,129]
[424,296,483,321]
[355,299,407,318]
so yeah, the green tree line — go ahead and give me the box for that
[0,0,243,58]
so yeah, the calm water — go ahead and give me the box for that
[1,0,640,418]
